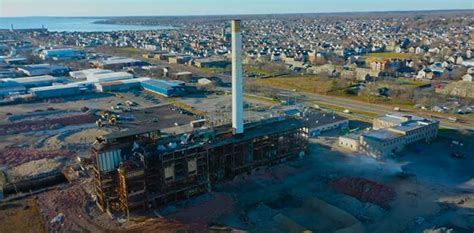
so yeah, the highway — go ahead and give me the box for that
[247,87,474,130]
[210,71,473,130]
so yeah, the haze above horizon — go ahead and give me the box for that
[1,0,472,17]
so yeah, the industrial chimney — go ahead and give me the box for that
[231,19,243,134]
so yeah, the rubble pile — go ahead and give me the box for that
[258,164,300,181]
[125,218,193,232]
[43,98,65,104]
[168,193,235,226]
[37,184,110,232]
[330,177,396,209]
[0,113,97,136]
[8,158,65,183]
[0,147,74,167]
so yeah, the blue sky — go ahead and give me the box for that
[1,0,472,17]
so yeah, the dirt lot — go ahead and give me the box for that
[0,198,46,233]
[1,88,473,233]
[177,93,280,124]
[146,130,474,233]
[0,128,472,233]
[0,92,163,124]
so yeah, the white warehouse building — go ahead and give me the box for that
[95,77,150,92]
[0,75,66,88]
[86,71,133,83]
[69,69,113,79]
[338,113,439,158]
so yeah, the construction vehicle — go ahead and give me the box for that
[125,100,137,106]
[109,116,117,125]
[100,112,109,119]
[98,111,119,126]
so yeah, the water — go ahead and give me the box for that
[0,17,174,32]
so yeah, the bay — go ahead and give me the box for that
[0,17,174,32]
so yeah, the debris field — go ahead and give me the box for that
[0,113,97,136]
[329,176,396,210]
[0,147,75,167]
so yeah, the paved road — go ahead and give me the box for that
[247,86,474,130]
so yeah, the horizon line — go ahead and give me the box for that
[1,8,473,18]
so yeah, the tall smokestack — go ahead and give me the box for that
[231,19,243,135]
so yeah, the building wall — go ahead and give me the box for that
[171,73,192,80]
[20,68,49,76]
[338,136,360,152]
[359,136,404,158]
[359,122,438,158]
[96,82,141,92]
[32,87,81,98]
[195,60,228,68]
[309,120,349,136]
[0,86,26,96]
[142,82,171,97]
[389,123,439,144]
[340,118,438,158]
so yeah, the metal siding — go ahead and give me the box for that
[33,86,81,98]
[142,81,171,96]
[98,149,122,172]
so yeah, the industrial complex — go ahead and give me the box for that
[0,13,473,233]
[91,20,308,215]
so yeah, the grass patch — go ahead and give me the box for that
[365,52,418,60]
[115,47,146,55]
[244,65,282,76]
[253,75,414,110]
[395,78,430,87]
[253,75,334,94]
[244,94,280,105]
[170,101,208,116]
[308,100,379,118]
[92,46,149,60]
[197,67,228,74]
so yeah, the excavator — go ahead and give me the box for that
[97,111,118,127]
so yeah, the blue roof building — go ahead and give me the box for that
[141,79,186,97]
[40,48,86,60]
[18,64,70,76]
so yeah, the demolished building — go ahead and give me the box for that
[90,20,309,216]
[92,117,308,215]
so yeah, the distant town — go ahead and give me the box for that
[0,10,473,233]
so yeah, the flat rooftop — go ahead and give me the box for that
[103,104,200,140]
[377,112,426,125]
[303,112,347,129]
[363,128,403,141]
[390,119,436,132]
[99,116,304,153]
[211,117,304,147]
